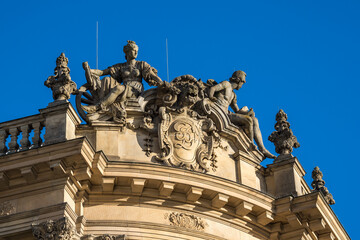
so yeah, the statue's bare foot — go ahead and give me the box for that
[260,149,276,159]
[82,104,99,113]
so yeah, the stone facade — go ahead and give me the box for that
[0,42,349,239]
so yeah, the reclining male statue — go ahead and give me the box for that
[208,70,275,159]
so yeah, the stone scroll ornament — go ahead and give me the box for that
[144,75,221,173]
[45,53,77,101]
[311,166,335,205]
[32,217,77,240]
[166,212,207,231]
[268,109,300,162]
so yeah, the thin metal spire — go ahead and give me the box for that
[166,38,169,82]
[96,21,99,69]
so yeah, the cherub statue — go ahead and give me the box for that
[208,70,275,159]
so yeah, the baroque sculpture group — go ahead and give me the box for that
[44,40,302,173]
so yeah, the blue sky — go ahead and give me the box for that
[1,0,359,238]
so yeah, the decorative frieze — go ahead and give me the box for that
[166,212,207,231]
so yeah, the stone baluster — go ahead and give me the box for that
[8,127,19,154]
[31,122,43,148]
[19,125,31,151]
[0,129,9,156]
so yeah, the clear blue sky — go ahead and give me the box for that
[1,0,359,238]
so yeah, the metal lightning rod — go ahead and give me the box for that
[166,38,169,82]
[96,21,99,69]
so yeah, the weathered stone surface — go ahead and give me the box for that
[269,109,300,162]
[45,53,77,101]
[0,201,15,216]
[32,217,77,240]
[312,166,335,205]
[0,40,350,240]
[166,212,207,231]
[208,70,275,159]
[78,40,163,124]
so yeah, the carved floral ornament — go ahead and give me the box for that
[165,212,207,231]
[0,201,15,216]
[32,217,76,240]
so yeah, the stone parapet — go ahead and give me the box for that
[39,101,81,145]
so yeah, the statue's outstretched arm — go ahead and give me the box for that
[90,68,110,76]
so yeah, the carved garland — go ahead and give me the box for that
[165,212,207,231]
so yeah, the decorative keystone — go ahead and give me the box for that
[268,109,300,162]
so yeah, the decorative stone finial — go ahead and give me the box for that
[45,53,77,101]
[268,109,300,162]
[32,217,76,240]
[311,166,335,205]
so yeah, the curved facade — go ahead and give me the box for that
[0,51,349,240]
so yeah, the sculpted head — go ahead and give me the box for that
[229,70,246,90]
[123,40,139,60]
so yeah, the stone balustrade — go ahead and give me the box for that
[0,114,45,155]
[0,101,81,156]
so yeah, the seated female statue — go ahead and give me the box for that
[82,40,163,117]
